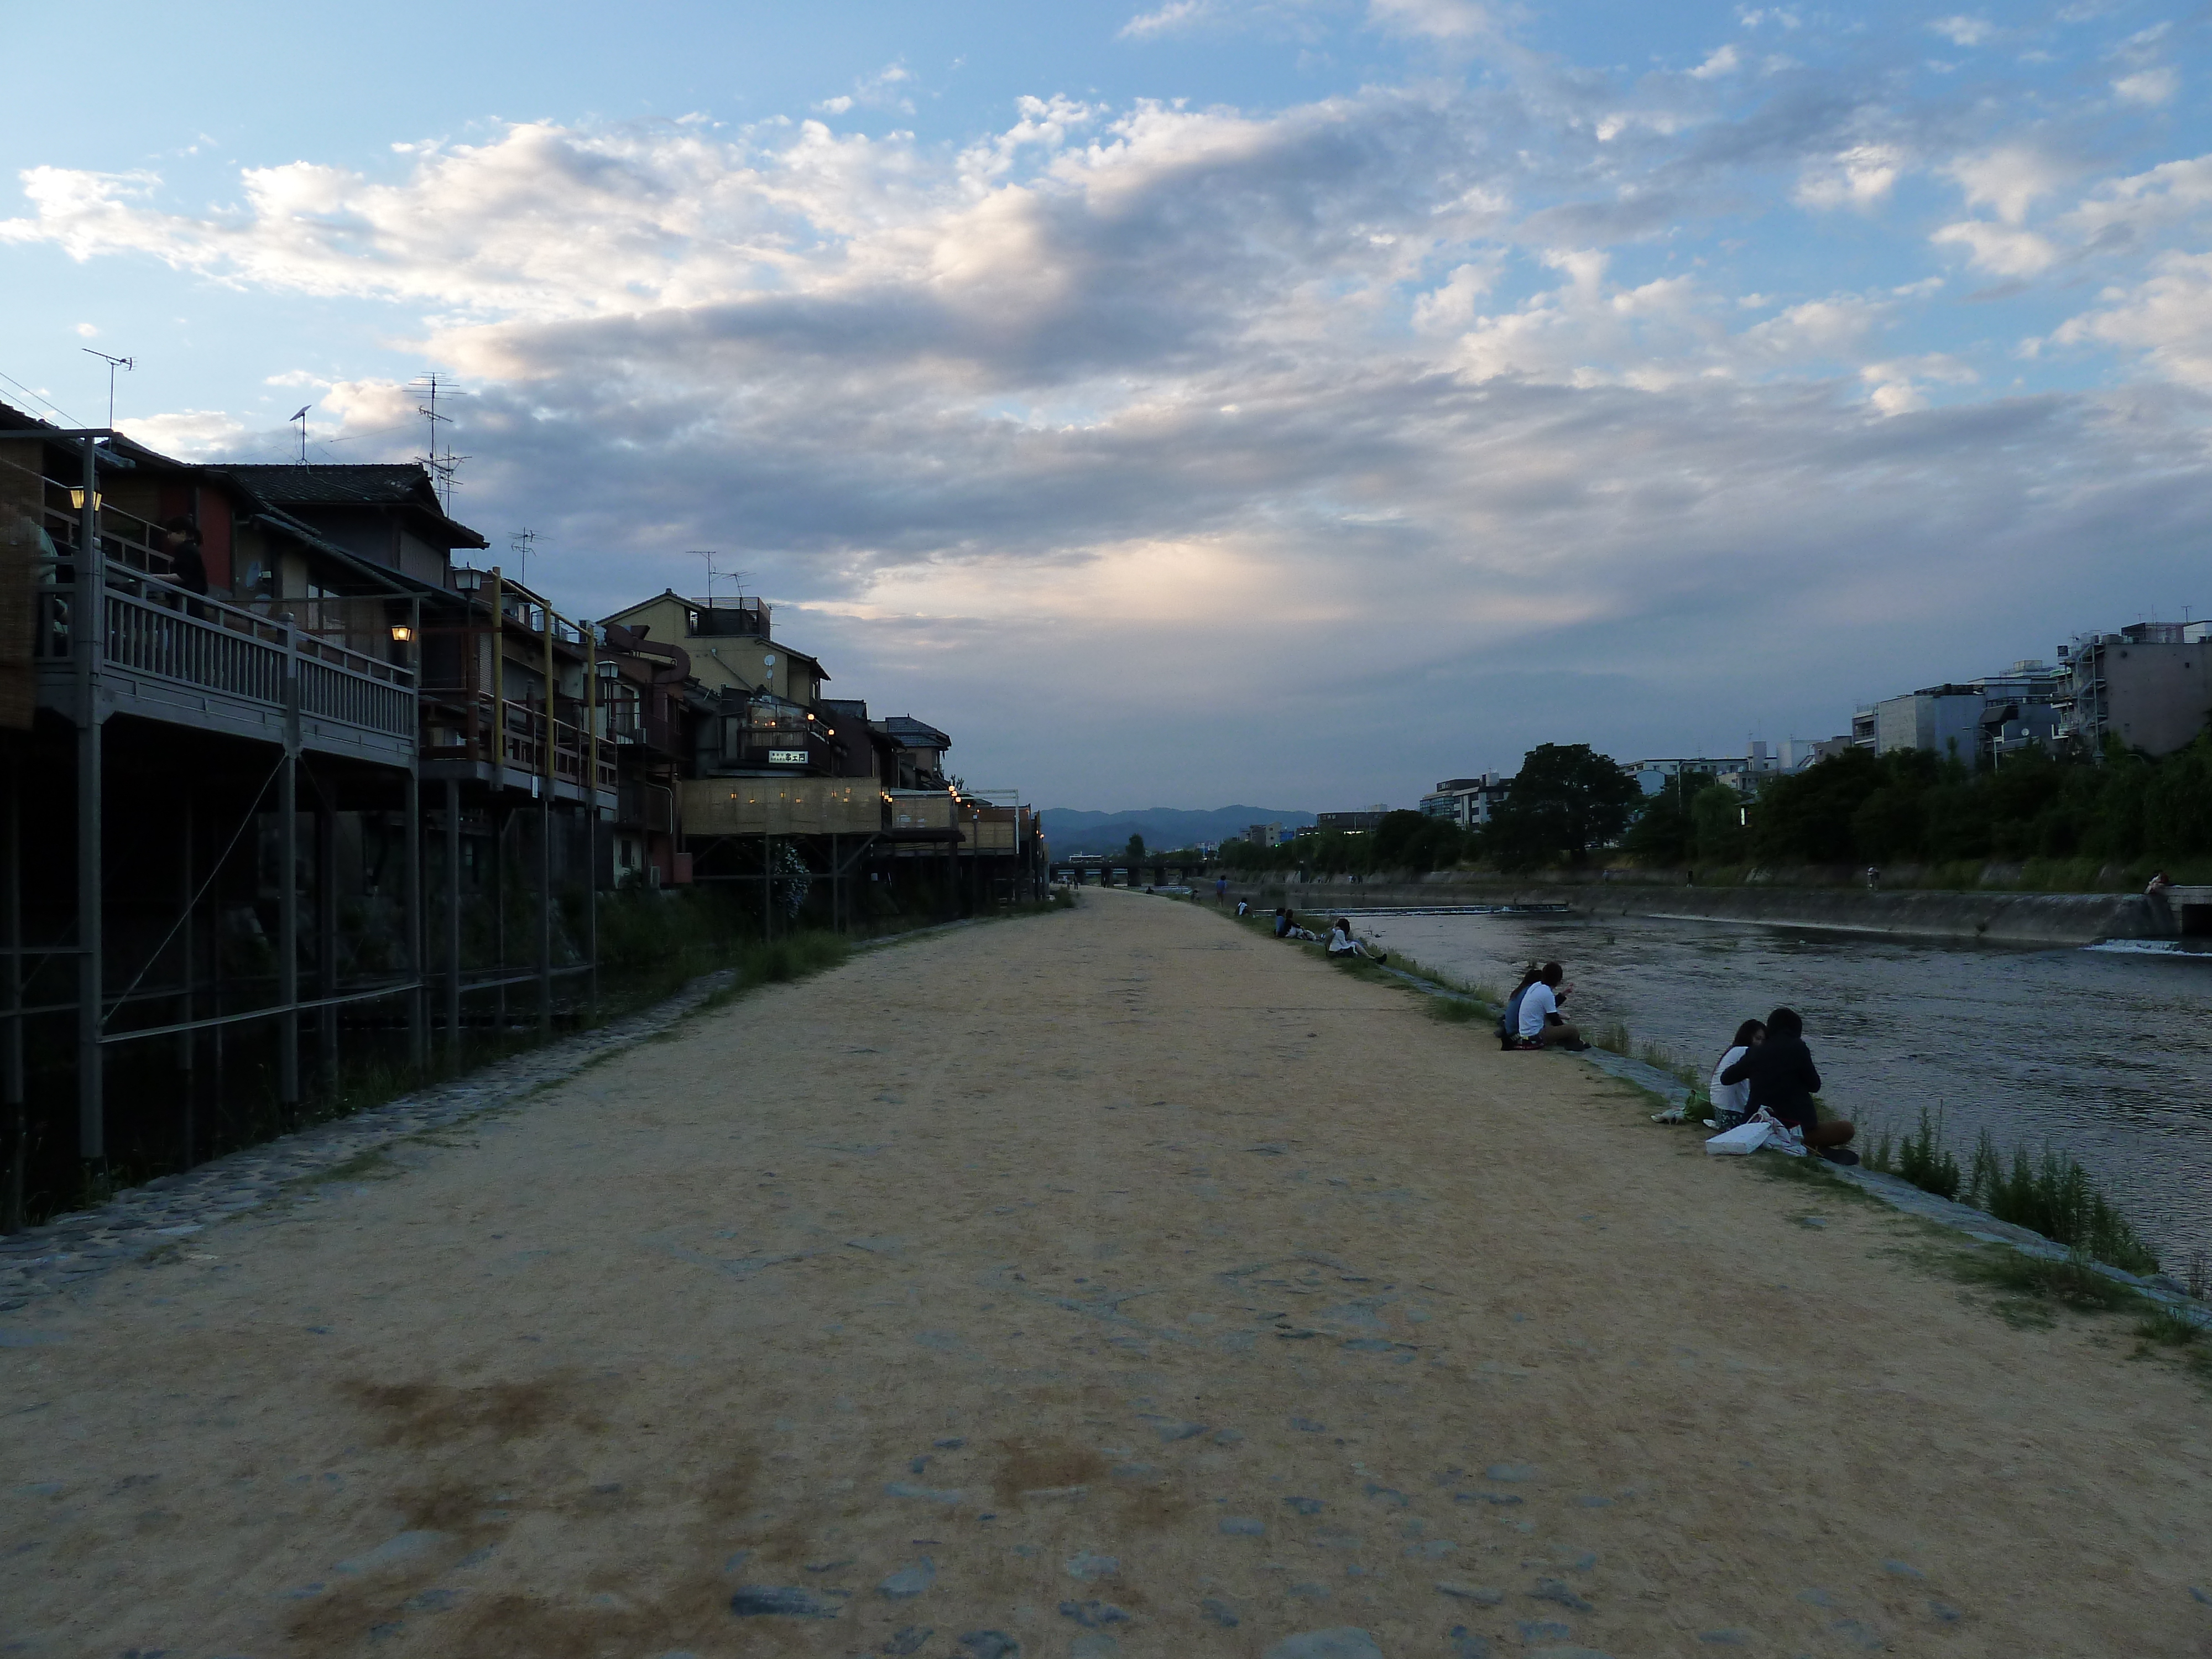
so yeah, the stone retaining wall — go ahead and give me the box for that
[1231,875,2158,946]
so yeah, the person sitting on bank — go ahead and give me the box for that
[1235,898,1250,917]
[1707,1018,1765,1129]
[1499,962,1543,1048]
[1514,961,1587,1050]
[1274,906,1293,937]
[1716,1005,1856,1162]
[1326,917,1387,963]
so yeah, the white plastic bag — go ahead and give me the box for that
[1707,1107,1807,1157]
[1704,1119,1775,1155]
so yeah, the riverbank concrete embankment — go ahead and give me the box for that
[1238,873,2159,946]
[3,890,2206,1655]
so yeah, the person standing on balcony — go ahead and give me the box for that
[160,515,209,599]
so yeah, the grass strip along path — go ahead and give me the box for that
[2,890,2206,1657]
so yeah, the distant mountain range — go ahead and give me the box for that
[1036,805,1316,855]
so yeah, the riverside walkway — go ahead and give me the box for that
[2,891,2205,1656]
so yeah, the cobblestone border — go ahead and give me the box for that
[0,920,983,1315]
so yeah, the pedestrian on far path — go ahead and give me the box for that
[1215,874,1228,904]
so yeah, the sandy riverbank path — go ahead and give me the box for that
[3,890,2207,1657]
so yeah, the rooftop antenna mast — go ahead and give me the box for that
[691,550,724,608]
[81,348,134,429]
[410,372,467,513]
[290,404,312,465]
[510,528,536,586]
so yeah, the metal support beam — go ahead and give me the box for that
[584,622,598,1014]
[75,435,104,1161]
[442,778,461,1058]
[277,667,301,1121]
[177,792,194,1169]
[315,786,338,1099]
[3,773,23,1233]
[539,601,554,1033]
[405,761,425,1073]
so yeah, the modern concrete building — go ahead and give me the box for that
[1620,756,1739,797]
[1315,810,1389,833]
[1418,774,1511,828]
[2056,623,2212,756]
[1872,686,1987,768]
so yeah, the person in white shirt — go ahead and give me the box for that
[1706,1018,1766,1126]
[1326,918,1389,962]
[1514,961,1583,1048]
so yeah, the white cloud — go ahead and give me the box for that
[1688,44,1742,80]
[1928,16,1994,47]
[1859,354,1977,416]
[2054,252,2212,387]
[1410,258,1501,332]
[74,321,97,337]
[1367,0,1491,41]
[2113,67,2177,106]
[1794,144,1903,210]
[2065,152,2212,244]
[1931,219,2060,276]
[1120,0,1207,39]
[117,408,249,457]
[1946,145,2073,225]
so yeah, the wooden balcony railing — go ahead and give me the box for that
[34,562,416,743]
[419,691,618,792]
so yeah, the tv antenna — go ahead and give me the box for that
[509,528,536,584]
[692,550,744,608]
[409,372,468,512]
[81,348,134,429]
[290,404,312,465]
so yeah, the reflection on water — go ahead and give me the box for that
[1355,910,2212,1264]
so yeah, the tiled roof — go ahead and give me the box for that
[883,715,951,747]
[220,464,488,547]
[220,463,440,507]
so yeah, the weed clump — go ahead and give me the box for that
[1964,1134,2159,1277]
[1866,1108,1963,1200]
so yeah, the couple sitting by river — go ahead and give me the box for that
[1709,1010,1859,1164]
[1270,907,1390,964]
[1500,962,1592,1052]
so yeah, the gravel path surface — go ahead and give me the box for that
[2,891,2206,1657]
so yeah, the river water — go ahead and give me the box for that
[1348,909,2212,1267]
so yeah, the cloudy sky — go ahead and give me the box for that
[6,1,2210,808]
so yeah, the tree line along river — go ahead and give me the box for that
[1350,910,2212,1269]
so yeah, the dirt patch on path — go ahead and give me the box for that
[3,890,2207,1657]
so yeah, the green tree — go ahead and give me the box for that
[1690,782,1747,863]
[1621,771,1713,865]
[2146,733,2212,856]
[1375,809,1465,872]
[1124,832,1147,866]
[1485,743,1642,870]
[1750,746,1881,863]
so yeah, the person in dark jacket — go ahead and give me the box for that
[1718,1005,1856,1161]
[159,515,209,596]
